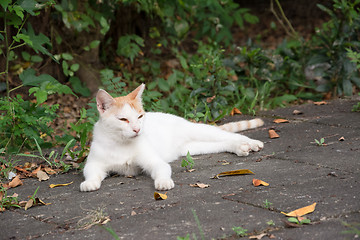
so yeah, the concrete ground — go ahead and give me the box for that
[1,98,359,240]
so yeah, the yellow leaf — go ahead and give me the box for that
[273,118,289,123]
[154,192,168,200]
[49,181,73,188]
[281,202,317,217]
[213,169,254,179]
[252,178,269,187]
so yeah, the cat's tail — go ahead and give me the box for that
[218,118,264,132]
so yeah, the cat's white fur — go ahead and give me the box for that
[80,84,264,192]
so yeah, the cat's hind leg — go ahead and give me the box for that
[182,140,253,157]
[183,122,263,154]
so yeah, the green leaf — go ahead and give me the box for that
[61,53,73,61]
[287,217,299,224]
[18,0,38,16]
[174,19,189,38]
[33,89,48,104]
[70,63,80,72]
[69,76,91,97]
[22,23,52,57]
[89,40,100,49]
[0,0,11,11]
[11,5,25,20]
[158,78,170,92]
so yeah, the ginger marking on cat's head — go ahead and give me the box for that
[96,84,146,139]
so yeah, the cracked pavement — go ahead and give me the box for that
[1,98,359,239]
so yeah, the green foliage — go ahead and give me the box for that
[0,95,58,151]
[154,0,259,45]
[181,151,194,170]
[0,0,75,153]
[0,186,21,211]
[342,222,360,236]
[308,0,360,95]
[232,226,248,237]
[287,217,311,225]
[314,138,325,146]
[117,35,145,64]
[263,199,273,209]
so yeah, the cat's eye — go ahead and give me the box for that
[119,118,128,122]
[138,114,144,119]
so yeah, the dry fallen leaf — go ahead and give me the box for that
[190,183,209,188]
[273,118,289,123]
[44,167,57,175]
[213,169,254,179]
[281,202,317,217]
[292,110,303,115]
[24,199,34,210]
[249,233,267,239]
[154,192,168,200]
[230,107,242,116]
[49,181,74,188]
[252,178,269,187]
[314,101,328,105]
[37,170,49,181]
[338,136,345,141]
[24,197,51,210]
[3,175,23,189]
[268,129,280,139]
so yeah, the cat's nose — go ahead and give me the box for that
[133,128,140,133]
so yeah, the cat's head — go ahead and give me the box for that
[96,84,146,139]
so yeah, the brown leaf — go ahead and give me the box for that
[268,129,280,139]
[24,199,34,210]
[213,169,254,179]
[292,110,303,115]
[249,233,267,239]
[281,202,317,217]
[44,167,57,175]
[14,166,31,175]
[283,220,302,228]
[37,170,49,181]
[273,118,289,123]
[6,175,23,189]
[252,178,269,187]
[230,107,242,116]
[314,101,328,105]
[31,166,41,177]
[206,95,216,103]
[189,183,209,188]
[154,192,168,200]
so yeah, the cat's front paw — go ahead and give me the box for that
[249,140,264,152]
[80,180,101,192]
[154,178,175,190]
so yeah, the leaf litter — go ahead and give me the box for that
[154,192,168,200]
[212,169,254,179]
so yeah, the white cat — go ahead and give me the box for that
[80,84,264,192]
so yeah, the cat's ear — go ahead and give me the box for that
[96,89,115,114]
[127,83,145,101]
